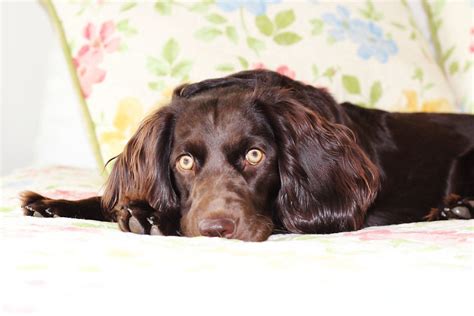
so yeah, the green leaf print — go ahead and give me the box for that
[189,0,214,13]
[147,57,169,76]
[148,81,166,91]
[116,19,138,37]
[310,18,324,36]
[449,61,459,75]
[273,32,301,45]
[171,60,193,78]
[206,13,227,24]
[440,45,455,65]
[237,56,249,69]
[359,0,383,21]
[147,37,193,86]
[154,1,172,15]
[216,63,235,72]
[412,67,424,82]
[162,39,179,64]
[275,9,295,30]
[225,26,239,44]
[342,75,361,94]
[256,15,274,36]
[323,67,337,81]
[370,81,382,106]
[120,2,137,12]
[195,27,223,41]
[247,36,265,55]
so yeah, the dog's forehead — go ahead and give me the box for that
[174,94,255,139]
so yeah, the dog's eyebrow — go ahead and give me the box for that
[222,136,271,162]
[172,140,208,161]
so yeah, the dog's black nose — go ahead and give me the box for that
[198,218,235,238]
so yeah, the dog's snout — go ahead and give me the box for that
[198,218,235,238]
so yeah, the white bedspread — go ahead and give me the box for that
[1,167,472,315]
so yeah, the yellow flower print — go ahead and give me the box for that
[100,97,145,159]
[398,90,455,113]
[100,90,176,160]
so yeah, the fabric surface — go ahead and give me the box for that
[1,166,473,315]
[423,0,474,112]
[48,0,461,170]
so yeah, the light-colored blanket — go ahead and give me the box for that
[1,167,472,315]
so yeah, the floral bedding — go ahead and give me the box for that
[1,166,472,315]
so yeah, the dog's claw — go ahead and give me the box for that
[150,225,163,236]
[128,216,146,234]
[146,216,155,225]
[451,206,471,219]
[33,211,44,218]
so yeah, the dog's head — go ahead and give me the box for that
[102,70,380,241]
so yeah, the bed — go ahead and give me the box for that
[2,1,473,314]
[1,166,472,315]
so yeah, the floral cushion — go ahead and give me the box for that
[47,0,461,171]
[423,0,474,113]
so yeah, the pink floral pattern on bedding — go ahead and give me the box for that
[1,166,472,315]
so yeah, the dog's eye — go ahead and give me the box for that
[177,155,194,171]
[245,149,264,165]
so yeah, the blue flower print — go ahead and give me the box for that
[216,0,282,16]
[322,6,352,41]
[322,6,398,63]
[347,19,398,63]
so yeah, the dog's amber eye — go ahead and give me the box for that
[178,155,194,171]
[245,149,264,165]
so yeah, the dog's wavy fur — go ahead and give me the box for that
[21,70,474,241]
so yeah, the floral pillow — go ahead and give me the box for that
[423,0,474,113]
[47,0,458,171]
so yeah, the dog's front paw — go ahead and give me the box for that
[117,201,163,236]
[442,196,473,220]
[20,191,60,218]
[428,194,474,220]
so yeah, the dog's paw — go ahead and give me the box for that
[442,200,473,220]
[117,201,162,236]
[20,191,59,218]
[428,194,474,220]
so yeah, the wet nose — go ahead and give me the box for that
[198,218,236,238]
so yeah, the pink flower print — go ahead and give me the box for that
[253,62,266,70]
[73,21,120,98]
[73,46,106,98]
[252,63,296,79]
[275,65,296,79]
[83,21,121,55]
[470,27,474,53]
[346,228,474,244]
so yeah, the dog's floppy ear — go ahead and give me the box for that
[102,107,179,217]
[259,89,380,233]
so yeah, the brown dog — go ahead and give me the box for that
[22,70,474,241]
